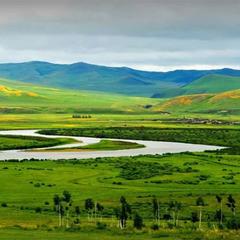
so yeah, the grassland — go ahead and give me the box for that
[0,78,160,114]
[0,113,240,131]
[0,126,237,239]
[182,74,240,94]
[0,77,240,238]
[1,77,240,117]
[43,140,144,152]
[0,150,239,239]
[153,89,240,114]
[0,135,76,150]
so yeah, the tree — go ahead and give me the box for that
[63,190,71,203]
[215,209,225,227]
[169,201,182,227]
[226,194,236,217]
[191,211,199,228]
[96,202,104,221]
[174,201,182,227]
[117,196,131,229]
[53,191,72,228]
[85,198,94,220]
[60,204,65,227]
[152,197,160,225]
[133,212,144,230]
[62,190,72,228]
[75,206,81,218]
[216,195,223,225]
[53,194,62,227]
[196,197,205,230]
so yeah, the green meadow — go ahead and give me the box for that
[0,77,240,117]
[0,113,240,131]
[0,77,240,238]
[0,125,238,239]
[0,135,76,150]
[43,140,144,152]
[0,150,239,239]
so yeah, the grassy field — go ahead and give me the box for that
[0,113,240,130]
[153,89,240,115]
[0,77,240,238]
[0,151,239,239]
[42,140,144,152]
[182,75,240,94]
[0,126,238,238]
[0,78,160,114]
[1,77,240,117]
[0,135,76,150]
[0,228,240,240]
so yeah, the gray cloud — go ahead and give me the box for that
[0,0,239,70]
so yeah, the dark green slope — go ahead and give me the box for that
[182,74,240,94]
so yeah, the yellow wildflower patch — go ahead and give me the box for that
[0,85,38,97]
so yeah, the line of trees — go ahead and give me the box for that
[52,192,240,230]
[72,114,92,119]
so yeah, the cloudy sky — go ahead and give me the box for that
[0,0,240,71]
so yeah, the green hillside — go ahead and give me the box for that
[0,76,239,116]
[0,78,160,114]
[181,74,240,94]
[154,89,240,114]
[1,61,240,97]
[0,61,179,97]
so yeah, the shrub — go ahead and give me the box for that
[1,202,7,207]
[151,224,159,230]
[74,218,80,224]
[96,222,107,230]
[226,218,240,230]
[133,213,144,230]
[35,207,42,213]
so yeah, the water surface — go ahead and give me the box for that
[0,130,224,160]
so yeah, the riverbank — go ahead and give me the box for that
[0,129,223,160]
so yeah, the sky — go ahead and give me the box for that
[0,0,240,71]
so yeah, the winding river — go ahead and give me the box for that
[0,130,224,160]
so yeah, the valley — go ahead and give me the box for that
[0,65,239,239]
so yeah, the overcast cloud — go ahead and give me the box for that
[0,0,239,71]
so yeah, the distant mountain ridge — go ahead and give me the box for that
[0,61,239,97]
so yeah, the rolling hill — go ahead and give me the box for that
[181,74,240,95]
[0,78,160,114]
[0,61,240,97]
[155,74,240,97]
[0,77,239,116]
[154,89,240,114]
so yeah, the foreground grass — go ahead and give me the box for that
[0,152,240,229]
[0,227,240,240]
